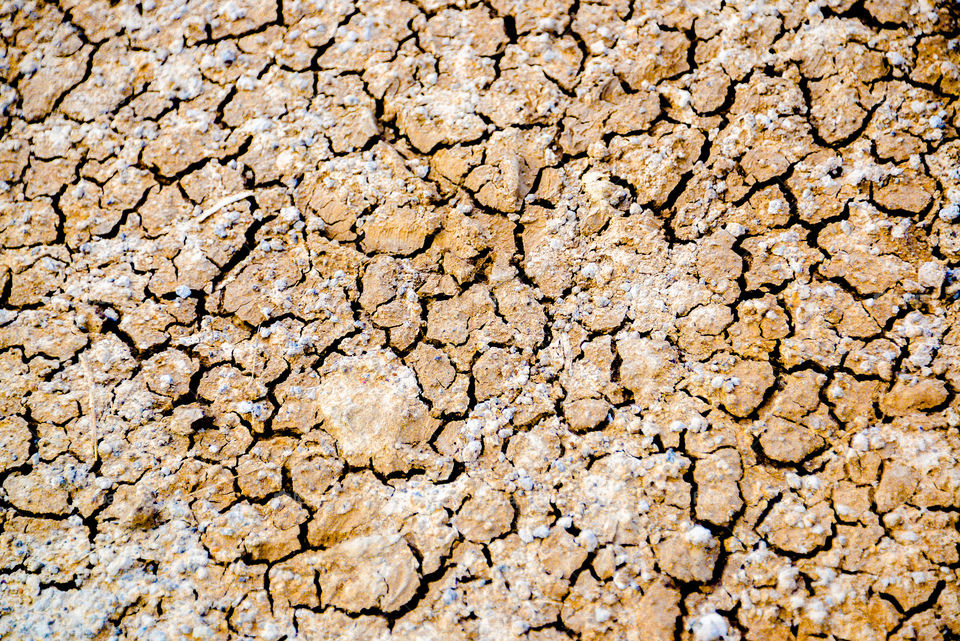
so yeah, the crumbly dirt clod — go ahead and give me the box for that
[2,1,960,640]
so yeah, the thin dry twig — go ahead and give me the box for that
[80,353,99,462]
[195,191,255,223]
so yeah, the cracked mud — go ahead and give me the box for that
[2,0,960,639]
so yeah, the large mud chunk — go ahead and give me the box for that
[310,350,438,474]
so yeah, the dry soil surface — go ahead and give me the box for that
[2,0,960,640]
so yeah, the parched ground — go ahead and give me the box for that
[2,0,960,639]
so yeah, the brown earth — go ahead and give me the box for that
[2,0,960,639]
